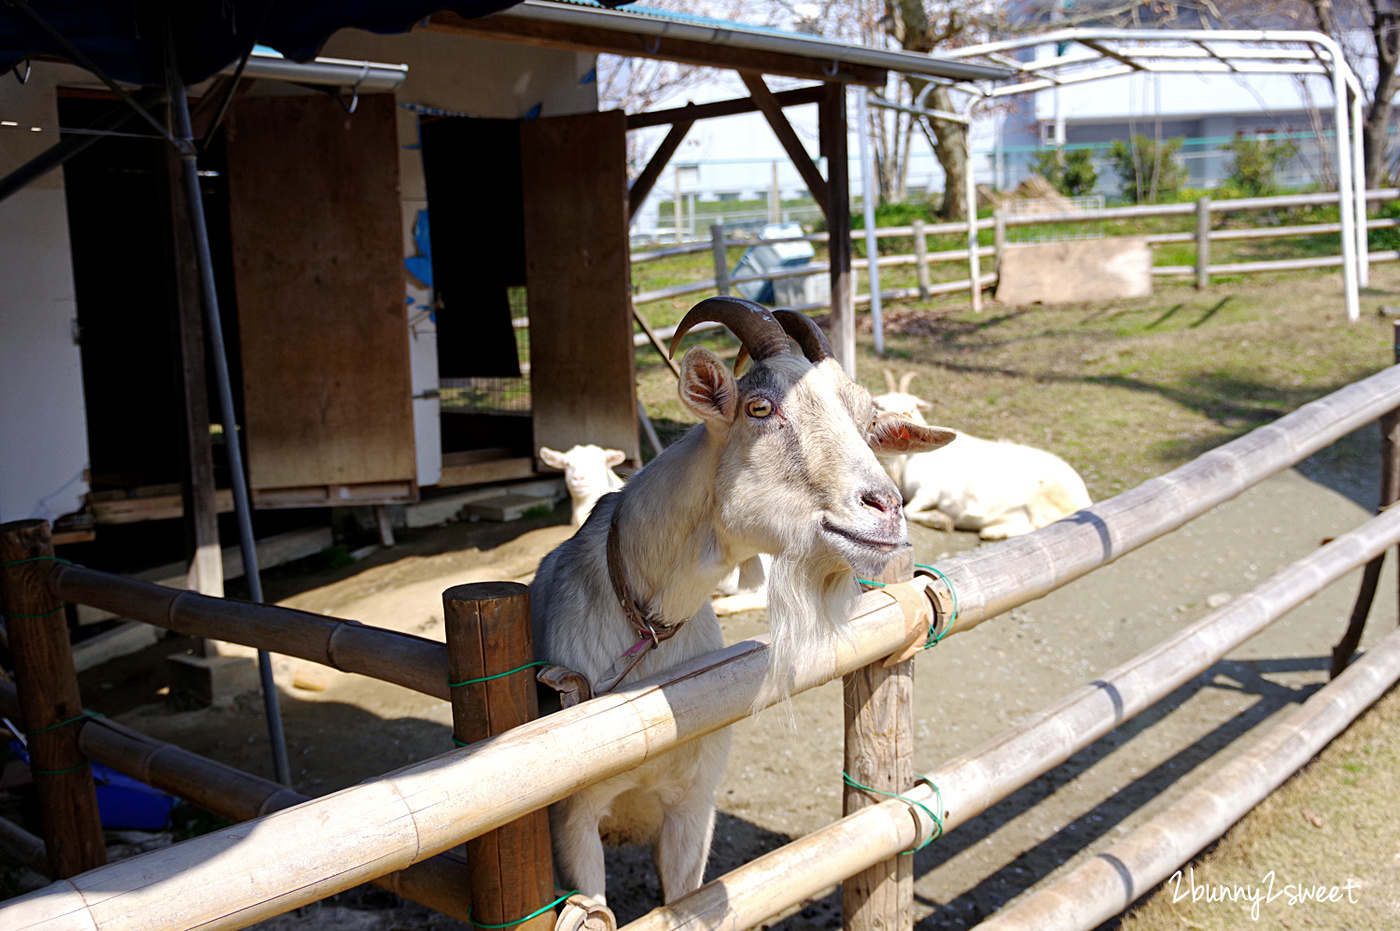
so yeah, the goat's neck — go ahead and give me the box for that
[611,428,747,625]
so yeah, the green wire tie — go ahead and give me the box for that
[467,890,577,929]
[30,761,93,776]
[4,606,67,619]
[448,661,552,747]
[0,556,72,568]
[27,711,103,736]
[843,771,944,853]
[915,564,958,649]
[448,661,551,689]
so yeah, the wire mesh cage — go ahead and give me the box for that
[439,286,532,415]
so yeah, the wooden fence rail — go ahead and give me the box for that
[628,189,1400,328]
[4,364,1400,930]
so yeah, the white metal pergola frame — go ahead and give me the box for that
[912,28,1368,321]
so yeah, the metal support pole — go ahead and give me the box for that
[965,134,982,314]
[166,34,292,787]
[858,88,883,355]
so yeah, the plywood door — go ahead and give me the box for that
[225,93,416,507]
[521,110,639,466]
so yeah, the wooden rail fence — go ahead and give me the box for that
[4,363,1400,930]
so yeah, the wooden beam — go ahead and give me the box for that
[820,82,855,375]
[161,103,224,598]
[626,85,826,130]
[425,12,887,87]
[740,72,830,209]
[629,120,693,223]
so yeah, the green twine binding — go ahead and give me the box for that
[842,771,944,853]
[4,606,67,619]
[27,711,103,736]
[467,890,577,929]
[31,761,92,776]
[448,661,550,689]
[0,556,72,568]
[449,661,552,747]
[915,564,958,649]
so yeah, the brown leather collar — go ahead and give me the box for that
[606,496,686,647]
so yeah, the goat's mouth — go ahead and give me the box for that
[820,517,902,571]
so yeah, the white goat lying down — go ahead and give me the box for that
[538,444,627,528]
[872,372,1092,540]
[528,298,953,904]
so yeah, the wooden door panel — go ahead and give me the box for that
[225,93,415,506]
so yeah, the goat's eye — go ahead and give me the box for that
[745,397,774,418]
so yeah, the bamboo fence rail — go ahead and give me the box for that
[47,565,450,700]
[616,502,1400,931]
[5,366,1400,930]
[972,620,1400,931]
[0,680,475,920]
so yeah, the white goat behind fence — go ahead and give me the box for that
[539,444,627,528]
[528,299,953,906]
[873,372,1091,540]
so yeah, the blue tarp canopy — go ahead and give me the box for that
[0,1,525,86]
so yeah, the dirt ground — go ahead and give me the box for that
[45,418,1396,931]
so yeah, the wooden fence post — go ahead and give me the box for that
[1331,319,1400,676]
[843,548,916,931]
[0,519,107,878]
[1195,196,1211,290]
[912,218,931,301]
[443,582,554,931]
[711,224,730,297]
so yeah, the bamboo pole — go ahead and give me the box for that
[972,621,1400,931]
[843,551,916,931]
[0,593,913,931]
[930,362,1400,637]
[46,563,450,700]
[618,503,1400,931]
[444,583,554,931]
[0,679,473,920]
[0,520,107,878]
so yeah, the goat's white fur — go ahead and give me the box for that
[872,375,1091,540]
[530,337,950,906]
[539,444,627,528]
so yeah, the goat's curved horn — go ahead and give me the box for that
[773,310,833,363]
[669,296,791,362]
[883,370,898,394]
[898,371,915,394]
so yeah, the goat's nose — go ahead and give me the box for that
[859,487,903,516]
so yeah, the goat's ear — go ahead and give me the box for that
[678,346,738,427]
[539,447,566,469]
[869,412,956,454]
[604,448,626,467]
[916,398,933,411]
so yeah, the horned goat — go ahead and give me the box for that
[872,372,1092,540]
[528,298,953,904]
[539,443,627,528]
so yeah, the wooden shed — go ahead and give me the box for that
[0,1,1002,593]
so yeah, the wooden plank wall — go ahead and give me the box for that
[225,93,416,503]
[520,110,640,466]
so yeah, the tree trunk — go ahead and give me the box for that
[925,86,968,221]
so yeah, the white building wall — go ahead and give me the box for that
[0,65,90,524]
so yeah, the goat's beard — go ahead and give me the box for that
[755,552,860,718]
